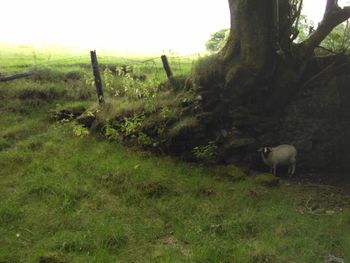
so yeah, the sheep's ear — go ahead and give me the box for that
[257,148,263,152]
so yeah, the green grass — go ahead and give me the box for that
[0,45,350,262]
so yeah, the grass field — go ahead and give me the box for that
[0,45,350,263]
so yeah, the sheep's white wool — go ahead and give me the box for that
[259,144,297,176]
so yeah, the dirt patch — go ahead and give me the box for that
[295,183,350,215]
[157,235,191,258]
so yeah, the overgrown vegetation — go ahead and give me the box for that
[0,45,350,262]
[205,28,229,53]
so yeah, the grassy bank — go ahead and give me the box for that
[0,46,349,263]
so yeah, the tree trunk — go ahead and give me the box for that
[190,0,350,176]
[223,0,275,71]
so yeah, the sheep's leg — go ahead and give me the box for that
[272,164,277,176]
[288,166,291,175]
[290,163,296,176]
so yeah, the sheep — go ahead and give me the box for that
[258,144,297,176]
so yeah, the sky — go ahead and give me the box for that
[0,0,349,54]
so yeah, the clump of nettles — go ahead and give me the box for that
[73,124,89,137]
[192,141,218,162]
[102,66,161,99]
[103,114,152,147]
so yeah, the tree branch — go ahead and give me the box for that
[0,72,33,82]
[298,1,350,58]
[325,0,339,12]
[302,60,350,88]
[317,45,339,54]
[289,0,303,42]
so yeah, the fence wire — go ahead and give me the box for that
[0,51,198,79]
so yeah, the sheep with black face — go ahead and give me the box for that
[258,144,297,176]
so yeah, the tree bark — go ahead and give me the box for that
[223,0,276,72]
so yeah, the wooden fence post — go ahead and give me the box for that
[90,50,104,105]
[161,55,173,79]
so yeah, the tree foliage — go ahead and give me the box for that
[321,21,350,53]
[205,29,229,52]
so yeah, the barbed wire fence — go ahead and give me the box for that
[0,51,200,81]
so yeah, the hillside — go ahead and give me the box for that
[0,46,349,262]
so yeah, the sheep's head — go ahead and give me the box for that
[258,147,272,158]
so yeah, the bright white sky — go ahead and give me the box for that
[0,0,349,54]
